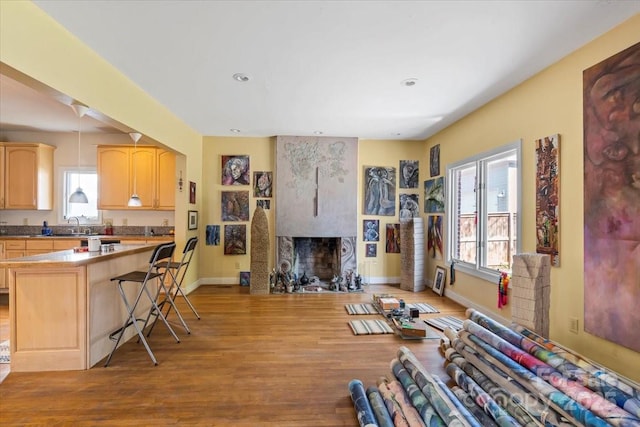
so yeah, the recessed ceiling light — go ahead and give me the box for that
[232,73,250,82]
[230,128,241,133]
[401,78,418,87]
[314,131,323,135]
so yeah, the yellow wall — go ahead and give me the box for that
[426,14,640,381]
[201,137,425,283]
[358,139,428,282]
[0,1,203,287]
[201,137,276,282]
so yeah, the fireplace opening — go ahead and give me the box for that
[292,237,340,281]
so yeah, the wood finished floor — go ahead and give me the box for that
[0,284,465,426]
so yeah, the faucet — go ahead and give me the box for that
[68,216,80,234]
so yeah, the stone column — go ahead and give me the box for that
[400,217,425,292]
[510,253,551,338]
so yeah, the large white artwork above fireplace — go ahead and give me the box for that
[276,136,358,237]
[276,136,358,281]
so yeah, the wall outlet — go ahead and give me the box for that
[23,217,29,225]
[235,262,240,269]
[162,219,169,226]
[122,218,128,226]
[569,317,579,334]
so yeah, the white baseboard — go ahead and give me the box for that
[444,288,511,326]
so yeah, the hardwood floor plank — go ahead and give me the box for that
[0,284,465,426]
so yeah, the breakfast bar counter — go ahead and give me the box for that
[0,243,163,372]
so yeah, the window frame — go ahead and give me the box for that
[58,166,102,225]
[445,139,522,283]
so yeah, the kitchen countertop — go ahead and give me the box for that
[0,243,161,268]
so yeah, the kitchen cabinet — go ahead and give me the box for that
[97,146,175,210]
[0,241,5,289]
[0,143,55,210]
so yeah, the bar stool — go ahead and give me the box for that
[105,242,180,367]
[147,237,199,337]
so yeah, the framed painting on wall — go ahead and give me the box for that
[222,155,250,185]
[535,134,560,267]
[188,210,198,230]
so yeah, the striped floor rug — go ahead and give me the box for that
[349,319,394,335]
[406,303,439,314]
[424,316,464,332]
[345,303,378,315]
[0,340,9,364]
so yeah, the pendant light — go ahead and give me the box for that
[127,132,143,207]
[69,102,90,203]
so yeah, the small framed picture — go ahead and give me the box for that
[432,266,446,296]
[188,210,198,230]
[239,271,250,286]
[366,243,377,257]
[190,181,196,204]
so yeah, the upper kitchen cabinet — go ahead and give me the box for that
[0,143,55,210]
[97,145,175,210]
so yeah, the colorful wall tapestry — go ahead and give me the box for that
[224,224,247,255]
[535,134,560,267]
[221,191,250,221]
[221,155,250,185]
[427,215,443,260]
[385,223,400,253]
[583,42,640,352]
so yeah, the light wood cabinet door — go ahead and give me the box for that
[156,149,176,210]
[131,147,156,209]
[98,145,175,210]
[97,146,130,209]
[3,144,55,210]
[0,241,6,289]
[0,146,5,209]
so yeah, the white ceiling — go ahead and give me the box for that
[2,1,639,140]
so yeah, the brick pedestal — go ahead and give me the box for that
[511,253,550,338]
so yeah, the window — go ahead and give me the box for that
[61,168,101,224]
[445,140,521,282]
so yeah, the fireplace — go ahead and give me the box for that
[277,236,357,282]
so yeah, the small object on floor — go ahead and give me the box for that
[349,319,394,335]
[424,316,464,332]
[345,303,377,315]
[405,303,439,314]
[0,340,9,364]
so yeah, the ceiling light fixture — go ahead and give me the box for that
[127,132,143,207]
[68,102,90,203]
[230,128,241,133]
[313,131,323,135]
[401,78,418,87]
[232,73,250,82]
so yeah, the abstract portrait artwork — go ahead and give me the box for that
[224,224,247,255]
[222,155,250,185]
[239,271,250,286]
[256,199,270,209]
[253,171,273,197]
[221,191,250,221]
[424,177,445,214]
[399,160,419,188]
[399,194,420,220]
[583,42,640,352]
[364,166,396,216]
[366,243,377,258]
[535,134,560,267]
[206,225,220,246]
[363,219,380,241]
[385,223,401,253]
[430,144,440,177]
[427,215,443,260]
